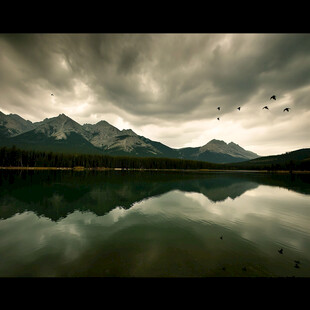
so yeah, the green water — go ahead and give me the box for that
[0,170,310,277]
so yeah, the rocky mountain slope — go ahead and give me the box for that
[0,111,259,163]
[0,111,36,137]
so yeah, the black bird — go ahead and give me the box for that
[237,107,241,110]
[294,263,300,269]
[220,235,223,240]
[270,95,276,100]
[294,260,301,265]
[262,106,269,110]
[217,107,220,110]
[283,108,291,112]
[217,117,220,121]
[278,248,284,254]
[51,93,54,96]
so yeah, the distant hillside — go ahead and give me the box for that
[227,148,310,171]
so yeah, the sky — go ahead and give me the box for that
[1,33,310,156]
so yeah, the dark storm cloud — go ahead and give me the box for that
[1,33,310,153]
[0,34,73,89]
[2,33,310,120]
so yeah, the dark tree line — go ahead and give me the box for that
[1,146,309,171]
[0,146,222,170]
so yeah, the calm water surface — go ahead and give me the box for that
[0,170,310,277]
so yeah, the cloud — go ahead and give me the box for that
[0,33,310,155]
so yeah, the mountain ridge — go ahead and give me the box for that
[0,111,259,163]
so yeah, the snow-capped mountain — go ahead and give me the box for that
[0,111,259,163]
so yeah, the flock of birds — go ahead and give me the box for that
[216,94,291,120]
[51,92,292,122]
[219,236,301,274]
[277,248,301,268]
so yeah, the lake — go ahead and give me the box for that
[0,169,310,277]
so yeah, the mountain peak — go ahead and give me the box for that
[121,128,137,136]
[57,113,71,120]
[228,141,239,146]
[207,139,227,145]
[228,141,241,149]
[200,139,228,154]
[199,139,259,160]
[96,120,111,126]
[32,113,90,141]
[82,120,122,148]
[40,113,72,124]
[84,120,120,132]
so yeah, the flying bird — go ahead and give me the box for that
[270,95,276,100]
[217,107,220,110]
[51,93,54,96]
[262,106,269,110]
[294,260,301,268]
[217,117,220,121]
[283,108,291,112]
[237,107,241,110]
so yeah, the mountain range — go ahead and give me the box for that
[0,111,259,163]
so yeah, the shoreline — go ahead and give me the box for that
[1,166,310,174]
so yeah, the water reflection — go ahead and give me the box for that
[1,170,309,221]
[0,170,310,277]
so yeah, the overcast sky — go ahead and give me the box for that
[1,33,310,156]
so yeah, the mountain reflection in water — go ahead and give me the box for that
[0,170,310,277]
[1,170,309,221]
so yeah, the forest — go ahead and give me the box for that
[1,146,310,171]
[0,145,222,170]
